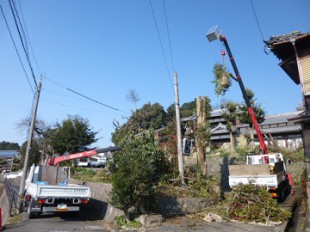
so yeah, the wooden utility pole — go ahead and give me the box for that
[18,80,42,213]
[173,71,184,184]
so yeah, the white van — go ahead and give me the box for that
[88,157,106,167]
[77,157,89,167]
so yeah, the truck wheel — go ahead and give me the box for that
[27,201,35,219]
[27,199,39,219]
[277,188,286,203]
[285,183,292,196]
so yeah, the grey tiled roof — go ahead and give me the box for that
[240,125,301,135]
[260,111,302,125]
[211,123,227,134]
[181,115,197,122]
[265,31,304,45]
[210,109,225,117]
[261,125,301,134]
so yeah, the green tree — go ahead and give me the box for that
[166,103,175,120]
[180,101,196,118]
[221,101,239,152]
[18,139,41,169]
[167,101,197,120]
[0,141,20,150]
[110,130,167,218]
[50,115,98,155]
[238,88,265,141]
[17,117,53,165]
[112,103,167,145]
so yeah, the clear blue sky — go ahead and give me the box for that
[0,0,309,148]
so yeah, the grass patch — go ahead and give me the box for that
[71,168,112,183]
[8,214,23,224]
[115,215,142,229]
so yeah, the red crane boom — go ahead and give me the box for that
[47,146,120,166]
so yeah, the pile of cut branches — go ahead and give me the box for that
[226,183,291,224]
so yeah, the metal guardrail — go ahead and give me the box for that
[1,175,20,216]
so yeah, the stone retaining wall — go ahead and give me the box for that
[69,179,216,220]
[155,197,215,215]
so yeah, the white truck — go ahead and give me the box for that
[25,164,91,218]
[228,153,291,201]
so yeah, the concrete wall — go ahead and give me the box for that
[206,156,231,192]
[0,184,10,225]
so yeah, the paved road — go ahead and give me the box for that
[4,186,303,232]
[4,213,109,232]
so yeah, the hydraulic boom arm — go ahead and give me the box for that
[47,147,121,166]
[219,35,268,154]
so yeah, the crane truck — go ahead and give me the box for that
[25,147,119,218]
[207,26,292,201]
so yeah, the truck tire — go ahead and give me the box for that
[27,199,40,219]
[27,200,35,219]
[277,188,285,202]
[277,180,290,202]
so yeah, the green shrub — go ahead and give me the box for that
[0,159,7,165]
[111,130,168,216]
[267,146,304,162]
[187,174,220,199]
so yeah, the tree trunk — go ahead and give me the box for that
[195,97,207,176]
[229,131,235,152]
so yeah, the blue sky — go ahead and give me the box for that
[0,0,309,148]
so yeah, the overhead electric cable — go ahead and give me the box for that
[67,88,120,112]
[8,0,37,87]
[44,75,128,114]
[44,76,67,89]
[162,0,175,71]
[149,0,174,91]
[249,0,265,41]
[17,0,41,74]
[41,99,126,117]
[10,0,27,48]
[0,4,34,94]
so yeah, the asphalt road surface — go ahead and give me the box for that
[4,186,304,232]
[4,212,109,232]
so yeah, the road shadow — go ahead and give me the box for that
[220,156,231,195]
[77,198,108,221]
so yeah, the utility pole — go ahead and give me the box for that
[173,71,184,184]
[18,80,42,213]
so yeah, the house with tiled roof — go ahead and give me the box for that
[265,30,310,182]
[182,110,302,150]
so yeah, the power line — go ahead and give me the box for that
[162,0,175,71]
[67,88,121,112]
[41,99,127,117]
[8,0,38,87]
[249,0,265,41]
[17,0,42,75]
[44,76,127,113]
[149,0,174,91]
[0,3,34,94]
